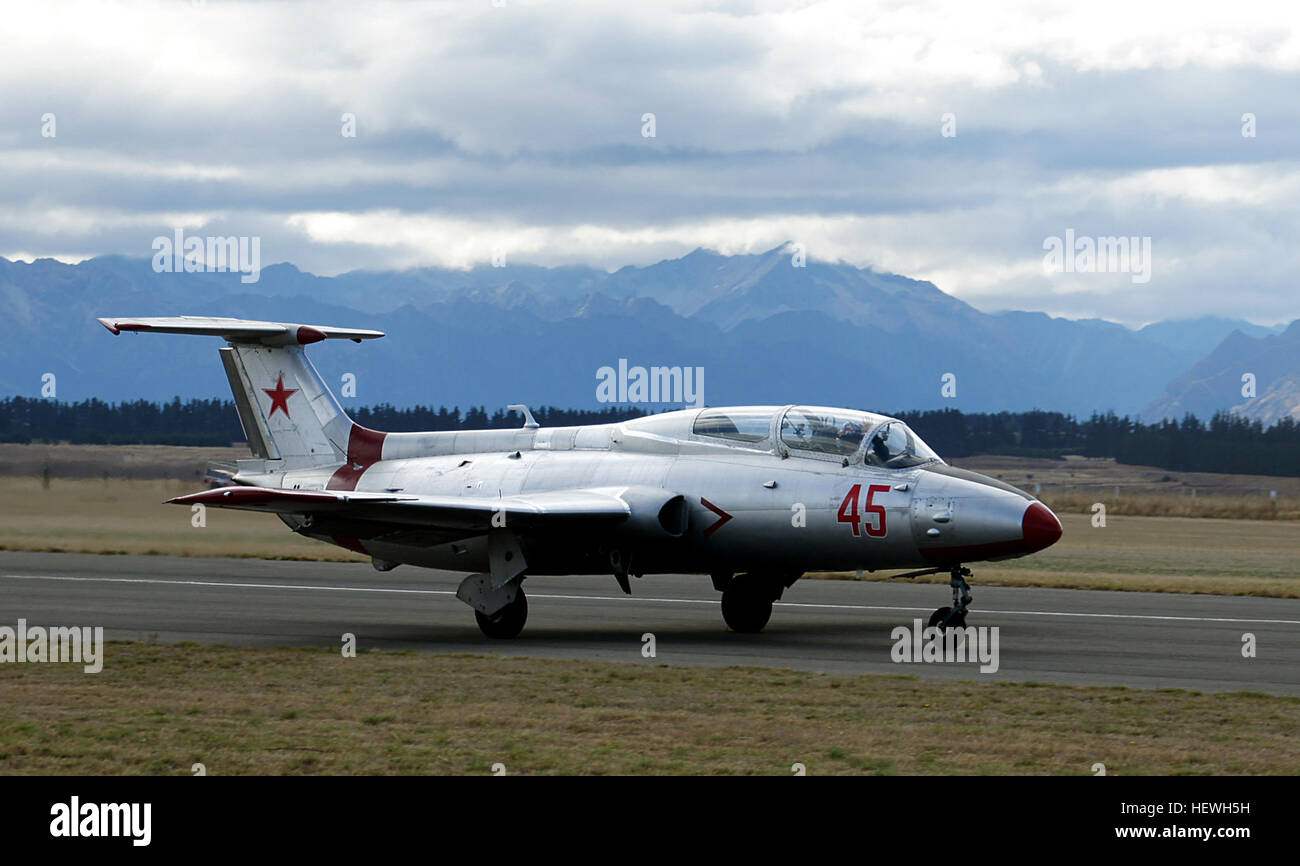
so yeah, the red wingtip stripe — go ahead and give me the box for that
[97,318,150,334]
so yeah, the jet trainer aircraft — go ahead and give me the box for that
[99,316,1063,639]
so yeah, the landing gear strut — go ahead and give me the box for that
[475,585,528,639]
[927,566,972,631]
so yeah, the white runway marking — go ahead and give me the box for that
[5,572,1300,626]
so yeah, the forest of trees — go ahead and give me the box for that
[2,397,1298,477]
[893,408,1300,476]
[0,397,647,447]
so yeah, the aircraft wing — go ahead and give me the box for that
[167,485,633,531]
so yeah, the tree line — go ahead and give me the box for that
[2,397,1298,477]
[892,408,1300,476]
[0,397,647,447]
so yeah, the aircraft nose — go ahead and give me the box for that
[912,467,1063,562]
[1021,501,1062,553]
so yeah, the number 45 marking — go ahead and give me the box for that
[837,484,890,537]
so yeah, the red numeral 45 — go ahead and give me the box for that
[837,484,889,537]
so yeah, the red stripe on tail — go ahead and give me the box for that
[326,424,387,491]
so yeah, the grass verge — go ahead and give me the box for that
[0,642,1297,775]
[812,514,1300,598]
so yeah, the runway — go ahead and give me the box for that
[2,550,1298,695]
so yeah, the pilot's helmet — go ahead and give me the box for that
[871,425,893,455]
[838,420,865,439]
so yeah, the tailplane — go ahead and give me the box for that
[98,316,383,467]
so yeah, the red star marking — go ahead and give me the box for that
[263,374,298,419]
[700,497,733,537]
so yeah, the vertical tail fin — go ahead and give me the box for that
[98,316,384,467]
[220,342,352,463]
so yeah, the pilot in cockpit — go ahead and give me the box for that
[870,423,896,464]
[837,419,867,452]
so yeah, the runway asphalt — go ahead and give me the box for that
[2,550,1298,695]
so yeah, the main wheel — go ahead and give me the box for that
[721,581,774,633]
[927,606,966,631]
[475,589,528,639]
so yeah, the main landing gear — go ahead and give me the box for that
[721,578,773,633]
[457,531,531,639]
[474,585,529,639]
[714,572,799,633]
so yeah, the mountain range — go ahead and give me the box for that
[1144,320,1300,425]
[0,247,1294,423]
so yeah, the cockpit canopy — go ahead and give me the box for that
[779,407,873,457]
[688,405,941,467]
[691,407,772,443]
[862,418,941,468]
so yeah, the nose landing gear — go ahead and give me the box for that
[895,564,973,631]
[926,566,972,631]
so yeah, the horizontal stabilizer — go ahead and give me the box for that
[97,315,384,345]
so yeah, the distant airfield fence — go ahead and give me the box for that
[2,397,1299,478]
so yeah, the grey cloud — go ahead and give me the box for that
[1,2,1298,327]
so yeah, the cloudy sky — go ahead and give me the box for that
[2,0,1298,326]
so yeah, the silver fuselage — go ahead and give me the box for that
[226,407,1051,578]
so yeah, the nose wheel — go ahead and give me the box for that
[927,566,972,632]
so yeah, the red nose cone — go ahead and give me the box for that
[1021,502,1062,552]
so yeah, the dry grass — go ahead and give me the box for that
[817,512,1300,597]
[0,643,1296,775]
[954,454,1300,518]
[0,442,246,482]
[1041,492,1300,520]
[0,477,364,561]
